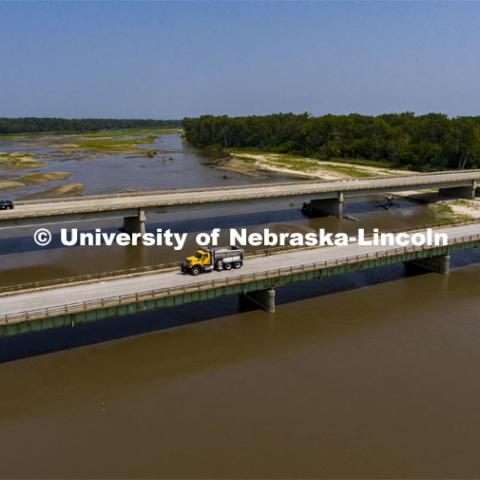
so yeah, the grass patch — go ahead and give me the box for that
[20,171,72,184]
[0,180,25,190]
[262,154,374,177]
[429,201,472,225]
[327,157,395,169]
[50,183,84,195]
[319,164,375,177]
[270,157,319,172]
[229,148,396,169]
[0,152,47,169]
[234,155,257,164]
[232,151,378,177]
[75,136,157,150]
[452,199,471,206]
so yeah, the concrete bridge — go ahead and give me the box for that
[1,222,479,337]
[1,171,480,230]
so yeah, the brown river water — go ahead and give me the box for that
[1,134,480,478]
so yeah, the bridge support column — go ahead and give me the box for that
[122,208,146,235]
[303,192,344,218]
[405,254,450,275]
[439,181,476,200]
[241,288,276,313]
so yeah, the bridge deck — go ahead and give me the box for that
[1,223,479,322]
[1,171,480,222]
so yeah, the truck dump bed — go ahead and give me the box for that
[213,246,244,261]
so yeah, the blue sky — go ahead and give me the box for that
[0,1,479,118]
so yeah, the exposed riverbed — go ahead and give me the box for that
[0,132,295,199]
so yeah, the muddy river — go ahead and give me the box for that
[0,133,479,478]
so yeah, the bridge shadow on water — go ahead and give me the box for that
[1,248,479,363]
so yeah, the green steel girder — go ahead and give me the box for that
[1,241,479,338]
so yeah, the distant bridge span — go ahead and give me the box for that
[0,170,479,230]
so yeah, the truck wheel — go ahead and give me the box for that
[191,266,201,276]
[224,263,232,270]
[233,261,242,269]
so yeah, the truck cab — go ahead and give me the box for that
[181,248,214,276]
[181,246,244,276]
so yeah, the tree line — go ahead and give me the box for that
[0,117,181,135]
[183,113,480,171]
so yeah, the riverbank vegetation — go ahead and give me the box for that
[225,150,408,179]
[79,128,182,138]
[183,113,480,171]
[0,118,181,135]
[429,200,478,225]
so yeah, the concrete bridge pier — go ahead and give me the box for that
[405,254,450,275]
[122,208,146,235]
[304,192,345,218]
[439,181,477,200]
[241,288,276,313]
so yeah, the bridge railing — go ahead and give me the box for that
[2,232,480,325]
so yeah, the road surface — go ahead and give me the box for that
[1,223,479,318]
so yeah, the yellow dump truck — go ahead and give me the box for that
[181,246,244,275]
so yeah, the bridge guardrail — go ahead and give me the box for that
[2,232,480,325]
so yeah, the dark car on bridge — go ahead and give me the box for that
[0,200,14,210]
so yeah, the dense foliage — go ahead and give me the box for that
[183,113,480,171]
[0,117,181,135]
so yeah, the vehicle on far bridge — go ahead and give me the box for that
[181,246,244,275]
[0,200,14,210]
